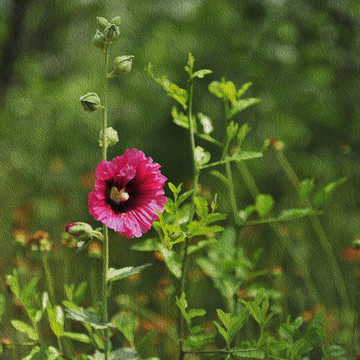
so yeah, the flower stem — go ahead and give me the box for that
[101,44,110,360]
[179,72,198,360]
[275,150,350,310]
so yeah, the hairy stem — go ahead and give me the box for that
[101,44,110,360]
[179,73,198,360]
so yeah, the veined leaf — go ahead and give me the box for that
[107,264,152,282]
[65,308,115,329]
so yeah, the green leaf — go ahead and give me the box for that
[22,346,60,360]
[11,320,38,341]
[313,177,347,208]
[228,98,261,119]
[89,348,140,360]
[221,81,237,105]
[188,222,224,237]
[255,194,274,218]
[73,282,88,306]
[192,69,212,79]
[6,269,20,297]
[168,182,182,202]
[131,238,159,252]
[188,239,217,255]
[64,283,75,302]
[65,308,115,329]
[226,121,239,143]
[195,146,211,166]
[226,151,263,162]
[114,312,136,343]
[158,243,182,278]
[107,264,152,282]
[236,81,253,98]
[326,345,346,356]
[210,170,229,185]
[197,112,214,134]
[194,196,209,218]
[277,208,319,221]
[0,294,5,324]
[203,212,227,225]
[147,63,188,109]
[237,123,251,146]
[136,331,158,357]
[62,331,91,343]
[184,333,215,351]
[171,106,190,129]
[231,347,265,359]
[21,277,40,322]
[46,303,64,337]
[178,189,195,206]
[299,178,314,198]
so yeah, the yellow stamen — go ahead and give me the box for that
[110,186,129,204]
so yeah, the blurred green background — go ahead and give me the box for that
[1,0,360,355]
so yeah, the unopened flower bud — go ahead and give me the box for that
[110,16,121,26]
[112,55,134,75]
[66,222,93,241]
[104,24,120,42]
[96,17,109,32]
[99,127,119,148]
[80,92,101,112]
[87,242,102,258]
[269,137,284,151]
[93,29,107,50]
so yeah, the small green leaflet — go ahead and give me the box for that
[313,177,347,208]
[299,178,314,198]
[11,320,38,341]
[65,308,115,329]
[107,264,152,282]
[255,194,274,218]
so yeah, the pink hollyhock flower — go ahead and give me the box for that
[88,149,167,238]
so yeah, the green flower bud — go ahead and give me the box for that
[80,92,101,112]
[93,29,107,50]
[96,16,109,32]
[112,55,134,75]
[99,127,119,148]
[104,24,120,42]
[110,16,121,26]
[66,222,94,241]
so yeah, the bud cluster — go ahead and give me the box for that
[93,16,121,50]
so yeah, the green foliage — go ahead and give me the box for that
[107,264,152,282]
[313,177,347,209]
[65,308,115,330]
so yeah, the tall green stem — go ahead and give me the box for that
[275,150,350,310]
[101,44,110,360]
[179,74,198,360]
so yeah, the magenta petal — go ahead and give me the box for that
[88,149,167,239]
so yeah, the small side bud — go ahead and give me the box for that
[112,55,134,75]
[66,222,94,241]
[99,127,119,148]
[93,29,107,50]
[104,24,120,42]
[96,17,109,32]
[80,92,101,112]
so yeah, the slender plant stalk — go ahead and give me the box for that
[101,44,110,360]
[238,162,322,306]
[41,253,65,354]
[179,71,198,360]
[275,150,350,310]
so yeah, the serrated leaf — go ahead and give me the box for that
[299,178,314,198]
[62,331,91,343]
[228,98,261,119]
[313,177,347,208]
[158,243,182,278]
[107,264,152,282]
[11,320,37,341]
[65,308,115,329]
[255,194,274,218]
[197,112,214,134]
[131,238,159,252]
[147,63,188,109]
[192,69,212,79]
[195,146,211,166]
